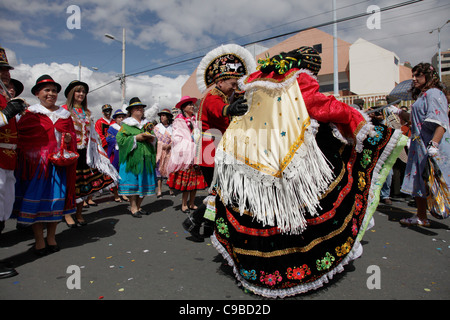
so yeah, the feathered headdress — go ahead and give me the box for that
[196,44,256,94]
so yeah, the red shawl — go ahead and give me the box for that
[17,107,77,211]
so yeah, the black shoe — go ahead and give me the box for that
[66,221,77,228]
[131,210,142,218]
[0,262,18,279]
[47,244,60,253]
[33,247,48,257]
[182,217,204,242]
[139,209,150,215]
[76,219,88,226]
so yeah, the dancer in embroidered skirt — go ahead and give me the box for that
[167,96,207,214]
[211,46,408,298]
[154,108,174,197]
[182,44,256,241]
[62,80,118,227]
[116,97,156,217]
[14,75,77,255]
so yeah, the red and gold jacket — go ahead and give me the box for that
[196,87,231,167]
[95,117,115,150]
[0,93,18,170]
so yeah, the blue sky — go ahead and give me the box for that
[1,0,449,119]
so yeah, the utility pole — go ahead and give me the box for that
[333,0,339,96]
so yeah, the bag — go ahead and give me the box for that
[422,155,450,219]
[48,133,79,167]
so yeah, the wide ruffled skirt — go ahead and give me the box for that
[167,165,207,191]
[118,160,156,197]
[14,163,76,224]
[212,123,407,298]
[76,148,114,199]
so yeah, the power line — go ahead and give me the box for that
[90,0,423,92]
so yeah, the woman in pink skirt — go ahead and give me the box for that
[167,96,207,213]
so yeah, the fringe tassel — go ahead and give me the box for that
[86,122,120,183]
[213,121,334,234]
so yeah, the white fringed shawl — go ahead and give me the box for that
[212,70,334,234]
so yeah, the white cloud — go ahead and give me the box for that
[7,47,189,120]
[2,0,450,94]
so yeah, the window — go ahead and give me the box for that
[394,57,399,65]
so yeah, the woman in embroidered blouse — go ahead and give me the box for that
[116,97,156,217]
[154,108,174,197]
[167,97,207,213]
[62,80,116,227]
[14,75,76,255]
[400,63,450,227]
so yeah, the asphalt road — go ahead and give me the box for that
[0,185,449,304]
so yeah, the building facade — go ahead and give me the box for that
[181,28,412,105]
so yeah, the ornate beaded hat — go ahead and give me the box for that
[258,46,322,76]
[0,47,13,70]
[196,44,256,94]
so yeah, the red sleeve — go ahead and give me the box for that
[95,119,107,148]
[297,72,366,139]
[201,91,230,134]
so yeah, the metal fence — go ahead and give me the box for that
[336,93,414,110]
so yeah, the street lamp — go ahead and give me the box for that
[78,61,98,80]
[105,28,126,104]
[430,20,450,81]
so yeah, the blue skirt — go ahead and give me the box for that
[118,161,156,197]
[14,164,75,224]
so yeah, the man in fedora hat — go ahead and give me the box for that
[95,104,115,151]
[0,46,27,279]
[181,44,256,240]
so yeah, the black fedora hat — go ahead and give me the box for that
[126,97,146,111]
[64,80,89,98]
[31,75,61,95]
[9,78,23,97]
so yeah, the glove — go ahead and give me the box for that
[2,98,27,121]
[223,97,248,116]
[427,141,439,157]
